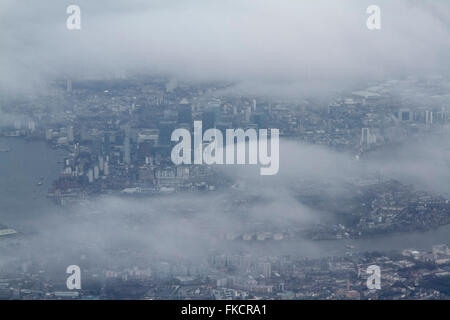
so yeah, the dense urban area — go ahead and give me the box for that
[1,74,450,299]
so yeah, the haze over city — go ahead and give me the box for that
[1,0,450,301]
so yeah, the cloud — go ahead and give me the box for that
[3,136,450,267]
[0,140,352,265]
[2,0,450,270]
[1,0,449,95]
[365,127,450,196]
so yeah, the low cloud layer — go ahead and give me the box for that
[2,0,450,272]
[1,0,450,95]
[3,133,450,271]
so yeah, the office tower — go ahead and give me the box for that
[441,107,447,122]
[74,143,80,157]
[398,108,412,121]
[66,79,72,92]
[214,106,221,123]
[244,106,251,122]
[94,166,99,180]
[92,138,103,157]
[28,121,36,132]
[87,169,94,183]
[104,161,109,176]
[45,129,53,140]
[262,262,271,278]
[67,126,74,142]
[425,110,433,125]
[103,132,111,156]
[360,128,375,149]
[99,156,104,171]
[124,135,131,165]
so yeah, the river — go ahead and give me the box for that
[1,136,450,259]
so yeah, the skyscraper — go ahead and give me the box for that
[103,132,111,156]
[87,169,94,183]
[94,166,99,180]
[104,161,109,176]
[28,121,36,132]
[262,262,271,278]
[425,110,433,125]
[45,129,53,141]
[67,126,74,142]
[124,135,131,165]
[360,128,376,150]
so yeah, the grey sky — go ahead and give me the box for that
[1,0,449,95]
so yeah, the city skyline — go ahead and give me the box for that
[1,0,450,303]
